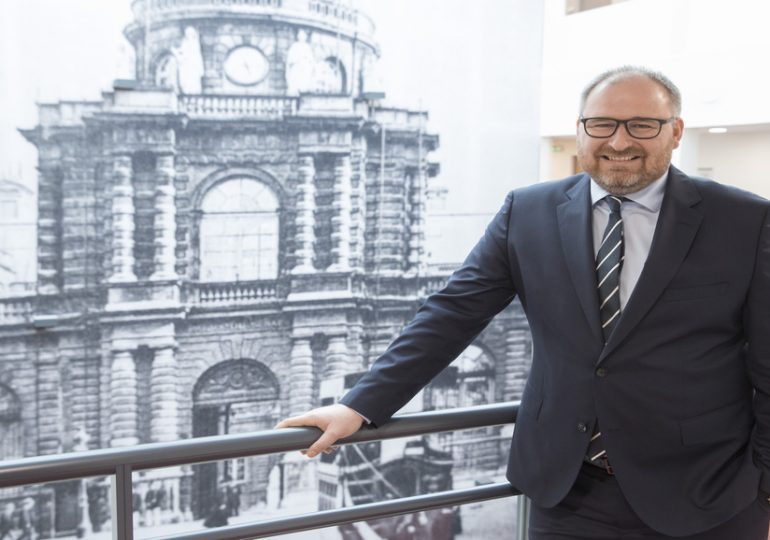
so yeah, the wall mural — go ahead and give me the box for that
[0,1,541,538]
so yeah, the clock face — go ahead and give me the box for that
[224,46,269,86]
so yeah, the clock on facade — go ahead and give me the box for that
[224,46,269,86]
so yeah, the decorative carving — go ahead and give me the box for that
[194,359,279,406]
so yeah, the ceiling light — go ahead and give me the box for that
[708,127,728,134]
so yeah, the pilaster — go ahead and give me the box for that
[406,169,427,274]
[37,340,61,455]
[150,346,179,442]
[151,154,177,280]
[293,155,317,274]
[329,155,352,271]
[36,164,62,294]
[110,155,137,282]
[110,350,139,446]
[324,334,350,379]
[288,337,314,416]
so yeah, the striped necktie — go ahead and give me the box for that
[596,195,624,341]
[587,195,625,472]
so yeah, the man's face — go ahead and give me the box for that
[576,76,684,196]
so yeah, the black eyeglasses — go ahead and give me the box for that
[580,117,677,139]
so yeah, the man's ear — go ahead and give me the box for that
[672,117,685,149]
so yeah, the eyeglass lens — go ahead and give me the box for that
[584,118,664,139]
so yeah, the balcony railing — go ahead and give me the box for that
[185,279,284,304]
[0,402,526,540]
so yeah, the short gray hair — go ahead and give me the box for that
[579,66,682,117]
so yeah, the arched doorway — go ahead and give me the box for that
[191,360,280,519]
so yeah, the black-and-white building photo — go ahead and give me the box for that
[0,1,540,538]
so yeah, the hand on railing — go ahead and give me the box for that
[274,404,364,458]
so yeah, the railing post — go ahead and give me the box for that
[112,464,134,540]
[516,495,530,540]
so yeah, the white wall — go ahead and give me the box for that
[539,0,770,199]
[677,129,770,199]
[540,0,770,136]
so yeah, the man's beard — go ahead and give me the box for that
[577,144,672,196]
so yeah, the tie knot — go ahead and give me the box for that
[605,195,624,213]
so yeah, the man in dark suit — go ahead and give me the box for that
[277,66,770,538]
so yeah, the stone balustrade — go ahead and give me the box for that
[179,95,298,119]
[0,296,34,324]
[188,280,281,304]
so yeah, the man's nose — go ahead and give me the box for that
[607,124,634,151]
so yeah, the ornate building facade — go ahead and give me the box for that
[0,0,531,535]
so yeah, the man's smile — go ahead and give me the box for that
[600,154,642,162]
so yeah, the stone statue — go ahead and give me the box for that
[285,29,316,95]
[173,26,204,94]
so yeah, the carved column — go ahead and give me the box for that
[293,156,316,273]
[110,351,139,446]
[324,335,350,379]
[289,338,314,416]
[36,338,61,455]
[37,163,62,294]
[151,154,177,280]
[150,346,179,442]
[329,155,352,271]
[351,149,367,270]
[110,155,136,282]
[407,170,427,273]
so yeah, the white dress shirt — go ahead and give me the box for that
[590,172,668,309]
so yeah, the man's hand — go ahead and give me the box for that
[274,404,365,458]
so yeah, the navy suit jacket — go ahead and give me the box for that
[341,166,770,536]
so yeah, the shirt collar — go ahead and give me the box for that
[590,170,668,212]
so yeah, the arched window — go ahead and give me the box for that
[199,178,279,281]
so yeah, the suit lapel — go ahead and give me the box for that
[598,167,703,364]
[557,176,603,342]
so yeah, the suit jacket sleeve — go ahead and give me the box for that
[341,191,518,426]
[747,207,770,493]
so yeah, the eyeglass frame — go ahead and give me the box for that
[579,117,678,140]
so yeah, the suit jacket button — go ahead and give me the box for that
[577,422,588,433]
[596,367,607,377]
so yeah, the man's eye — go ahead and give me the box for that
[629,121,656,130]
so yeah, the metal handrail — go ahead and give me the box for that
[0,402,522,540]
